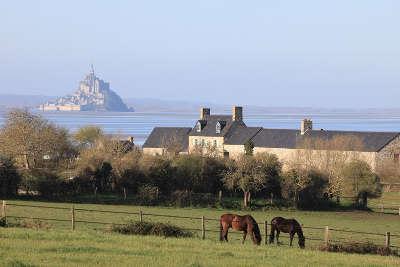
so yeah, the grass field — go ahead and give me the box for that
[1,227,400,267]
[369,192,400,211]
[2,198,400,249]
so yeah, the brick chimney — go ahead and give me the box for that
[232,106,243,121]
[200,108,210,120]
[301,119,313,135]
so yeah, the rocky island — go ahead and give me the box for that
[40,66,132,112]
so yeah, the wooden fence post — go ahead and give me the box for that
[1,200,6,225]
[218,191,222,202]
[324,226,329,247]
[201,216,205,240]
[71,205,75,231]
[139,210,143,222]
[385,232,391,249]
[398,207,400,216]
[264,220,268,245]
[381,204,384,213]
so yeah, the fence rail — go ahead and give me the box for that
[1,200,399,250]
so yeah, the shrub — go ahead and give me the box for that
[320,242,396,256]
[20,169,67,198]
[341,160,382,208]
[140,155,175,195]
[0,156,20,197]
[137,184,159,204]
[170,190,191,207]
[282,168,328,209]
[0,216,6,227]
[110,221,193,238]
[18,218,51,230]
[169,190,216,207]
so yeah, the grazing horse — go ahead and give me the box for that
[269,217,305,248]
[220,214,261,245]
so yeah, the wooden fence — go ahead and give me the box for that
[1,200,399,250]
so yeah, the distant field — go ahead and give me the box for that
[1,228,400,267]
[369,192,400,212]
[2,199,400,250]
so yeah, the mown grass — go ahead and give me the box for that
[3,199,400,249]
[1,227,400,267]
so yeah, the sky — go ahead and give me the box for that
[0,0,399,108]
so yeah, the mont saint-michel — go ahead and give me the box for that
[40,66,132,112]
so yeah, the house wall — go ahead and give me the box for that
[254,147,377,171]
[223,144,245,158]
[188,136,224,155]
[143,147,165,156]
[377,135,400,161]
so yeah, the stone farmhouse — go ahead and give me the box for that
[142,106,400,170]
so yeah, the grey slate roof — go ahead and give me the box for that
[225,127,263,145]
[251,129,399,152]
[142,127,191,150]
[189,115,246,137]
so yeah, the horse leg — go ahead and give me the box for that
[224,228,229,242]
[269,226,275,244]
[289,231,294,246]
[220,223,224,241]
[276,230,281,245]
[242,230,247,244]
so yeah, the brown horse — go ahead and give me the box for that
[269,217,305,248]
[220,214,261,245]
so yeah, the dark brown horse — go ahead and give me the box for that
[220,214,261,245]
[269,217,305,248]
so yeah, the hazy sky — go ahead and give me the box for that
[1,1,399,108]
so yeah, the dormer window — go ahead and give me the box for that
[216,121,226,134]
[196,121,202,132]
[196,120,206,132]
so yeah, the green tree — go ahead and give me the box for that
[111,150,143,199]
[223,153,281,207]
[341,160,382,208]
[244,140,254,156]
[282,168,327,209]
[172,154,202,192]
[0,156,21,197]
[140,155,175,195]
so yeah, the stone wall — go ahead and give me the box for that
[188,136,224,155]
[377,135,400,162]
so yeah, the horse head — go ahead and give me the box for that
[298,235,305,249]
[250,218,262,245]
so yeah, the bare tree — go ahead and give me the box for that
[0,109,73,170]
[291,135,365,197]
[161,135,184,156]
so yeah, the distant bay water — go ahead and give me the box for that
[0,110,400,145]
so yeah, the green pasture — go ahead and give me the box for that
[0,227,399,267]
[2,199,400,249]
